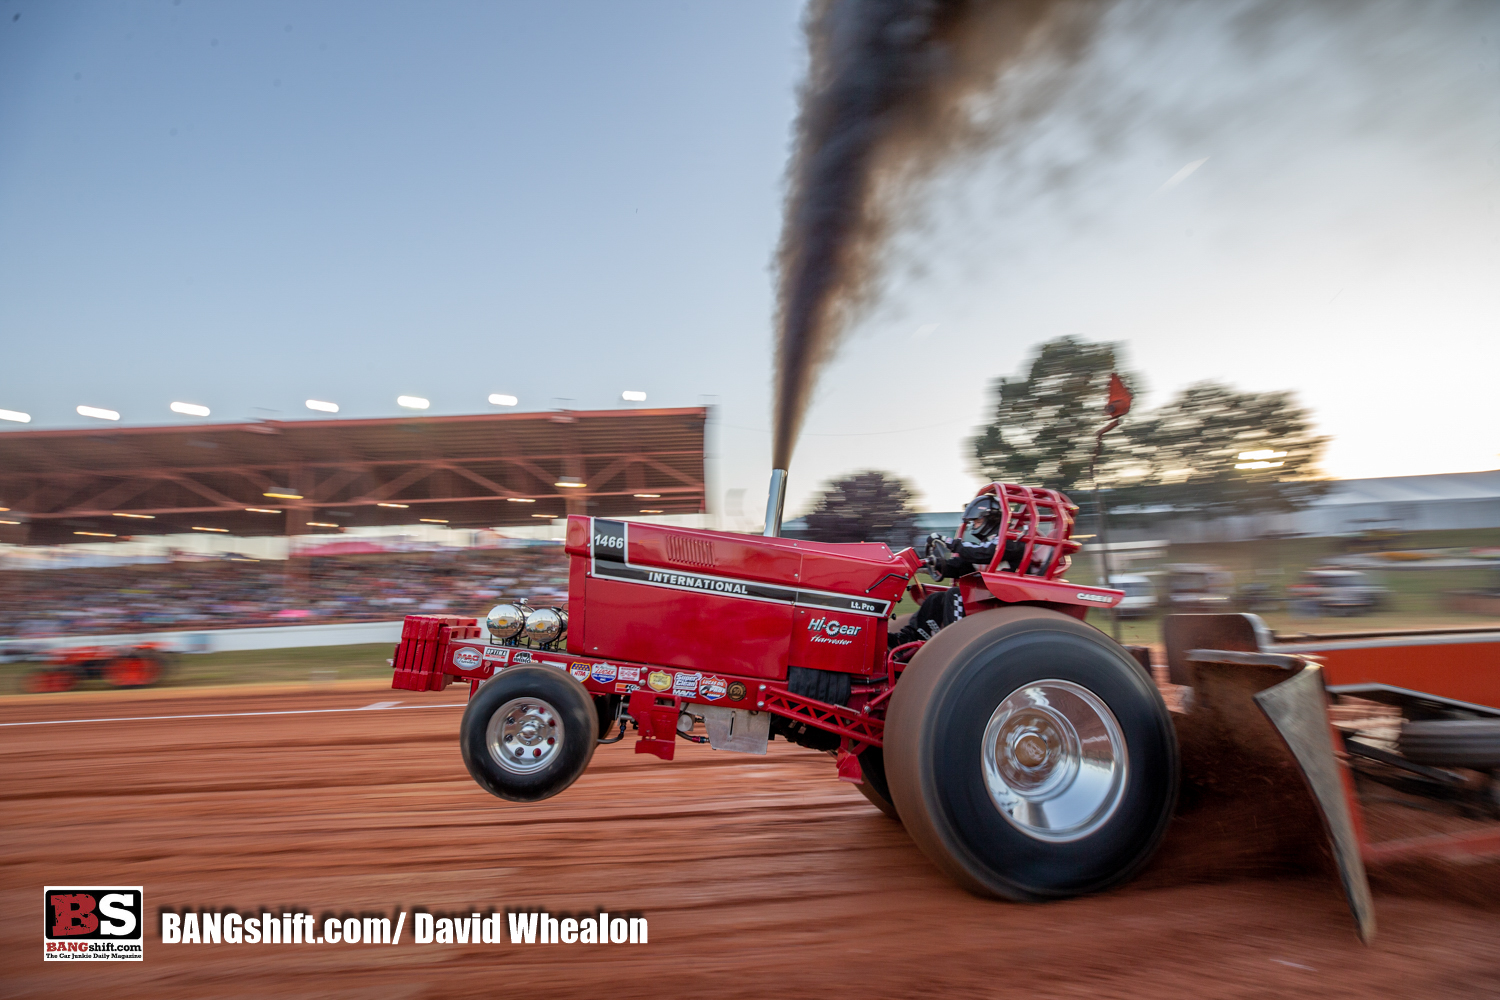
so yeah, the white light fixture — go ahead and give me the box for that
[376,502,409,508]
[530,513,558,518]
[191,526,229,533]
[507,498,536,503]
[0,408,30,423]
[77,405,120,421]
[488,394,518,407]
[0,520,20,525]
[419,517,448,524]
[554,477,586,489]
[113,512,155,519]
[306,399,340,413]
[621,390,647,402]
[639,509,664,514]
[75,530,116,537]
[245,507,281,513]
[263,490,303,500]
[306,521,339,528]
[397,395,430,410]
[633,493,661,498]
[170,401,211,417]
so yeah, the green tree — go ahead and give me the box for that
[802,470,917,547]
[972,336,1141,491]
[1117,381,1329,516]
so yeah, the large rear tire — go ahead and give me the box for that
[460,666,598,802]
[855,747,899,820]
[885,606,1178,900]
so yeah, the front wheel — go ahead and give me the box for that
[885,607,1178,900]
[460,666,598,802]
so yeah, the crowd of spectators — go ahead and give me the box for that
[0,545,569,639]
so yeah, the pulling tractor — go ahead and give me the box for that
[394,482,1182,901]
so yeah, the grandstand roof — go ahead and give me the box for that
[0,408,706,545]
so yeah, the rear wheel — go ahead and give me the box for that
[106,655,164,688]
[460,666,598,802]
[885,607,1178,900]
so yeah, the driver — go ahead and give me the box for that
[887,493,1027,649]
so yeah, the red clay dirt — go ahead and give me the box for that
[2,681,1497,999]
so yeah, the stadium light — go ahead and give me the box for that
[489,394,518,407]
[530,513,558,518]
[633,493,661,498]
[306,399,339,413]
[263,490,303,500]
[376,502,409,508]
[77,405,120,421]
[0,408,30,423]
[621,391,647,402]
[554,477,586,489]
[507,498,536,503]
[397,396,430,410]
[0,520,20,525]
[74,531,116,537]
[640,509,664,514]
[191,526,229,532]
[170,401,211,417]
[419,518,448,524]
[306,521,339,528]
[113,512,155,519]
[245,507,281,513]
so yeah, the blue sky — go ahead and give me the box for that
[2,1,1497,522]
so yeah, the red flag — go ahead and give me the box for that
[1104,373,1133,418]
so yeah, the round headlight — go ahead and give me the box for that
[523,606,566,644]
[485,603,528,640]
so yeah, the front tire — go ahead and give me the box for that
[885,607,1178,900]
[460,666,598,802]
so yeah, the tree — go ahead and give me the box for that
[802,471,918,547]
[972,336,1141,491]
[972,337,1329,519]
[1116,381,1329,517]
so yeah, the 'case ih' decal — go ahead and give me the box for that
[589,519,890,617]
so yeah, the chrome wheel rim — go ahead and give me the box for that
[487,697,564,774]
[981,679,1127,842]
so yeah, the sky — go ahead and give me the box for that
[1,0,1496,526]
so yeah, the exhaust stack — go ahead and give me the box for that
[763,469,788,537]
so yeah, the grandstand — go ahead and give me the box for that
[0,408,706,545]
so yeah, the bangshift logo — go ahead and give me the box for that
[43,886,144,961]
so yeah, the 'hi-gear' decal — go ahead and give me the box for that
[589,518,890,617]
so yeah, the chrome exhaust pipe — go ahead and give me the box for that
[763,469,788,537]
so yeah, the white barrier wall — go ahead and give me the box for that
[0,620,405,655]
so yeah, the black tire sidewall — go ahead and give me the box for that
[460,666,598,802]
[899,611,1178,899]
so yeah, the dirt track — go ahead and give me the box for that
[3,681,1498,999]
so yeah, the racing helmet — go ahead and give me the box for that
[961,493,1005,541]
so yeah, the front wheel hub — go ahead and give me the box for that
[487,698,564,775]
[981,680,1127,842]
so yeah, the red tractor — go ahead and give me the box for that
[392,482,1180,901]
[24,642,171,693]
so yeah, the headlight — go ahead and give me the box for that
[485,603,529,640]
[523,606,567,644]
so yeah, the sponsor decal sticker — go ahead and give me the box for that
[727,681,747,702]
[482,646,510,663]
[617,666,641,683]
[807,616,862,646]
[646,671,672,693]
[614,681,639,694]
[452,647,484,670]
[672,672,701,698]
[512,651,534,663]
[570,664,590,682]
[44,887,144,961]
[591,663,617,684]
[699,675,727,701]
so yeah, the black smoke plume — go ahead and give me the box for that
[772,0,1098,470]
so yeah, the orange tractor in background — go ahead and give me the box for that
[21,642,172,693]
